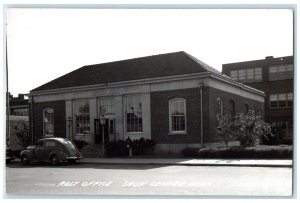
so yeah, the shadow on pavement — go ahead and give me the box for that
[5,160,173,170]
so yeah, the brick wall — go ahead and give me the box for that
[206,87,264,143]
[30,100,66,143]
[151,88,201,144]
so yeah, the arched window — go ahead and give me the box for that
[244,104,249,114]
[43,108,54,137]
[217,98,224,117]
[169,98,187,134]
[229,100,235,120]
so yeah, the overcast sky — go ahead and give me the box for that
[6,8,293,96]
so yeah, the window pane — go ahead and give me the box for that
[44,108,54,136]
[269,94,277,101]
[74,100,90,134]
[278,65,286,72]
[238,70,246,81]
[99,97,114,114]
[269,66,277,73]
[287,93,293,100]
[125,95,143,133]
[270,101,278,108]
[286,64,293,72]
[247,69,254,80]
[278,94,286,101]
[170,99,186,132]
[230,70,238,81]
[254,68,262,80]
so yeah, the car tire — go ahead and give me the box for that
[50,155,59,165]
[21,155,29,165]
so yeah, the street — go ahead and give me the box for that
[5,162,292,197]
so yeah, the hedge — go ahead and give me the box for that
[182,145,292,159]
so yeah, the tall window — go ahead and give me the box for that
[125,95,143,133]
[74,100,90,134]
[270,93,293,108]
[217,98,224,117]
[43,108,54,137]
[169,98,187,133]
[229,100,235,120]
[244,104,249,114]
[99,97,115,114]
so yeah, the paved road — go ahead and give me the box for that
[5,162,292,197]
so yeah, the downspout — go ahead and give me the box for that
[30,95,34,144]
[199,80,204,148]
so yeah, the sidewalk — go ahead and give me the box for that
[79,158,293,168]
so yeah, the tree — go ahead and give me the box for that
[232,111,273,147]
[216,114,237,148]
[14,121,30,148]
[217,111,274,147]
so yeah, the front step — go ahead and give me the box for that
[80,144,105,158]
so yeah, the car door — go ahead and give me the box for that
[34,140,46,160]
[44,140,57,160]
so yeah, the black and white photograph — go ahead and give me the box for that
[2,1,296,199]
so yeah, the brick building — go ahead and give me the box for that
[29,52,264,154]
[8,93,29,149]
[222,56,294,143]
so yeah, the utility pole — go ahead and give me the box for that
[6,22,10,146]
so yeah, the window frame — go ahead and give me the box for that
[43,108,54,137]
[124,95,143,134]
[269,93,293,108]
[98,96,115,115]
[74,99,90,135]
[169,98,187,134]
[216,97,224,118]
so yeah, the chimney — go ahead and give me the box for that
[18,94,24,100]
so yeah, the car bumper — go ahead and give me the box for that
[66,156,82,160]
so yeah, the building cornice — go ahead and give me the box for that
[29,71,264,98]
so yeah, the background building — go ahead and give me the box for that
[29,52,264,154]
[222,56,293,144]
[8,93,29,149]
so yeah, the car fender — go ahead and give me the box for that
[49,150,67,161]
[20,150,33,161]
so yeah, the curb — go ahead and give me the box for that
[77,160,293,168]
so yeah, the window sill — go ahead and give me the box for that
[126,132,143,135]
[168,132,188,135]
[268,107,293,109]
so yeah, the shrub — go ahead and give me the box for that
[105,138,156,157]
[217,111,274,147]
[105,140,128,157]
[73,139,88,150]
[182,145,292,159]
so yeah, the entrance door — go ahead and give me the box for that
[94,118,109,144]
[100,119,109,144]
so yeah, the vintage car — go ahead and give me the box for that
[20,137,82,164]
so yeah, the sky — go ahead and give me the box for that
[6,8,293,96]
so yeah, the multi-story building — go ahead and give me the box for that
[222,56,294,144]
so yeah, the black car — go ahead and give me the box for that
[20,137,82,164]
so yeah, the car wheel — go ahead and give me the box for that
[50,155,59,165]
[21,155,29,165]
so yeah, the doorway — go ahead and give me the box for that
[94,116,115,144]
